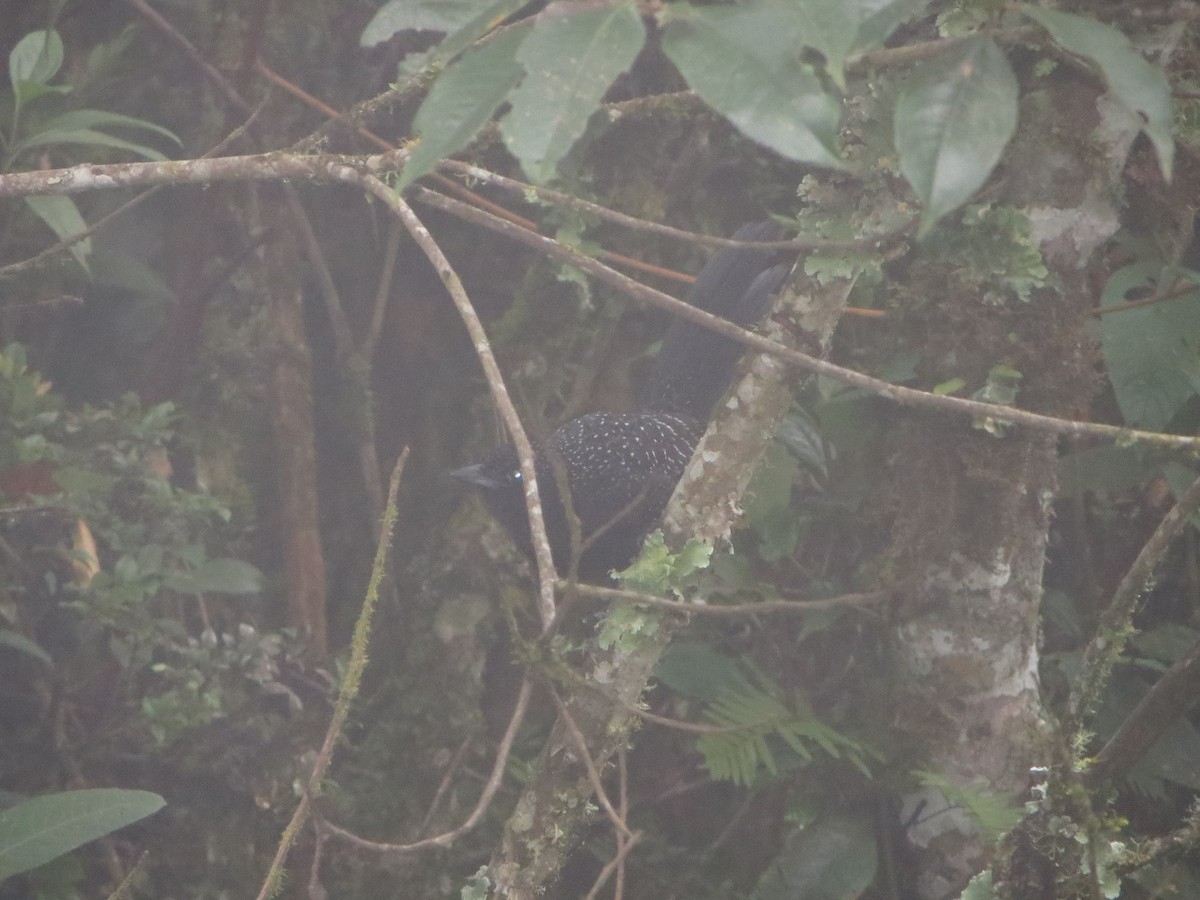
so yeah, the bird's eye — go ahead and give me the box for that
[512,470,522,482]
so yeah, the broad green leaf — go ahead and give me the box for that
[399,24,528,191]
[1100,264,1200,429]
[1023,6,1173,180]
[917,771,1024,842]
[660,3,843,170]
[9,30,64,99]
[84,26,138,83]
[164,558,264,595]
[744,443,800,525]
[752,813,877,900]
[362,0,528,73]
[1096,675,1200,795]
[778,0,861,90]
[7,81,72,109]
[895,37,1018,235]
[91,248,176,300]
[1057,445,1154,498]
[426,0,531,67]
[0,631,53,666]
[502,1,646,183]
[961,871,996,900]
[360,0,482,45]
[656,642,753,701]
[24,195,91,273]
[1161,462,1200,531]
[615,531,712,595]
[51,466,116,494]
[38,110,181,146]
[0,789,165,881]
[854,0,931,53]
[784,0,929,89]
[12,129,170,162]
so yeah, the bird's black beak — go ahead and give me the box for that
[450,464,503,490]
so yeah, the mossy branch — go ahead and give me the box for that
[255,450,408,900]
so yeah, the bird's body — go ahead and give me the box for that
[454,222,788,582]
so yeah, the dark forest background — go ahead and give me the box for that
[2,1,1200,898]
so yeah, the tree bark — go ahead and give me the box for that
[256,189,330,662]
[888,71,1134,896]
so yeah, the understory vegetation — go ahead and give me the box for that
[2,1,1200,898]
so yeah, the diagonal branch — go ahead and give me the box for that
[1071,474,1200,728]
[4,154,1200,452]
[344,175,559,629]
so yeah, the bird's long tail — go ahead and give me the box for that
[638,221,789,423]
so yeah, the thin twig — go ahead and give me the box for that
[6,153,1200,452]
[1088,631,1200,787]
[1093,277,1199,316]
[1071,474,1200,726]
[0,101,266,280]
[306,824,327,900]
[552,691,635,840]
[616,749,630,900]
[583,830,643,900]
[106,851,148,900]
[127,0,251,114]
[365,220,403,360]
[412,185,1200,452]
[255,450,408,900]
[562,581,885,617]
[415,737,474,838]
[285,190,354,358]
[321,675,533,854]
[438,159,914,254]
[360,179,560,628]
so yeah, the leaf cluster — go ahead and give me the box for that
[373,0,1172,237]
[2,29,179,274]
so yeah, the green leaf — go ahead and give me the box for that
[595,601,664,652]
[1057,445,1154,498]
[660,3,843,170]
[1022,6,1173,180]
[744,443,800,526]
[24,195,91,273]
[791,0,929,90]
[399,25,528,191]
[12,128,170,162]
[0,631,53,667]
[83,26,138,84]
[423,0,532,67]
[1161,462,1200,531]
[895,37,1018,235]
[9,30,64,101]
[752,812,878,900]
[917,771,1023,842]
[656,641,754,702]
[91,247,177,300]
[961,869,996,900]
[360,0,483,45]
[164,558,263,595]
[51,466,115,494]
[1100,264,1200,429]
[615,531,712,595]
[37,109,181,146]
[0,789,165,881]
[7,81,72,109]
[695,671,875,786]
[501,1,646,183]
[854,0,931,53]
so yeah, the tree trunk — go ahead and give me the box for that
[888,70,1133,896]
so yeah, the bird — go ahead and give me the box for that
[452,221,789,582]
